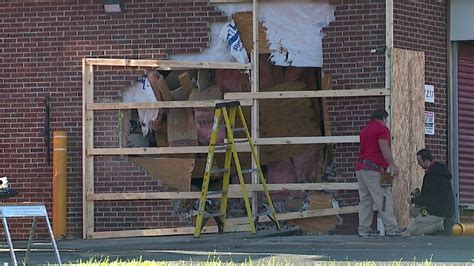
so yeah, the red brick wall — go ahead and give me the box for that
[393,0,448,162]
[323,0,387,234]
[0,0,226,239]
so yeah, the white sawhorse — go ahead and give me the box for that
[0,203,61,265]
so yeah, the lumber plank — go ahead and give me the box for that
[87,183,358,201]
[88,226,219,239]
[89,145,251,155]
[88,100,253,110]
[146,70,165,101]
[224,88,389,100]
[256,136,358,144]
[89,136,358,155]
[85,58,251,70]
[157,73,173,101]
[178,72,195,99]
[82,59,95,239]
[225,206,359,225]
[87,190,250,201]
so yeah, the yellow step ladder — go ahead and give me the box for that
[194,101,280,238]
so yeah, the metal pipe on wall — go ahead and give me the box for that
[53,131,67,239]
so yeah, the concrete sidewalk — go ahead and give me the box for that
[1,230,473,265]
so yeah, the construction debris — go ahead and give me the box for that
[119,65,340,233]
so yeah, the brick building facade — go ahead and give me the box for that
[1,0,450,238]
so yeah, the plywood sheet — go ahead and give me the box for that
[391,48,425,227]
[259,82,324,164]
[129,157,194,191]
[232,12,269,54]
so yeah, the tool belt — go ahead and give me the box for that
[360,159,394,186]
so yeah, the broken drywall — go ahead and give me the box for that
[170,2,335,67]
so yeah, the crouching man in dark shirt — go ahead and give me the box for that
[407,148,455,236]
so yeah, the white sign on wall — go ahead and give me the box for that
[425,111,435,135]
[425,84,434,103]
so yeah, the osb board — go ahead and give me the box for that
[391,48,425,227]
[288,193,338,233]
[129,157,194,191]
[232,12,270,54]
[260,82,324,165]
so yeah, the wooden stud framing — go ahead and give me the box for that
[85,58,250,70]
[82,59,95,239]
[88,183,358,201]
[224,89,389,100]
[251,0,260,212]
[385,0,394,118]
[82,0,391,239]
[88,100,253,110]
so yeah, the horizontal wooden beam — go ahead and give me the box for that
[87,183,358,201]
[88,191,252,201]
[85,58,251,70]
[88,136,358,156]
[224,89,389,100]
[254,136,359,145]
[225,206,359,226]
[87,206,359,239]
[88,226,219,239]
[89,145,251,155]
[247,182,358,191]
[88,100,253,110]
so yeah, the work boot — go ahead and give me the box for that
[385,227,407,236]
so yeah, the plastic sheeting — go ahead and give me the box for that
[122,78,159,136]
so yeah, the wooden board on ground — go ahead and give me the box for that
[232,12,269,54]
[129,157,195,191]
[259,81,324,165]
[287,193,338,233]
[391,48,425,227]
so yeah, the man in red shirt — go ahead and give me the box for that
[355,109,406,236]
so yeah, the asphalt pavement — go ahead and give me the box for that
[1,230,473,265]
